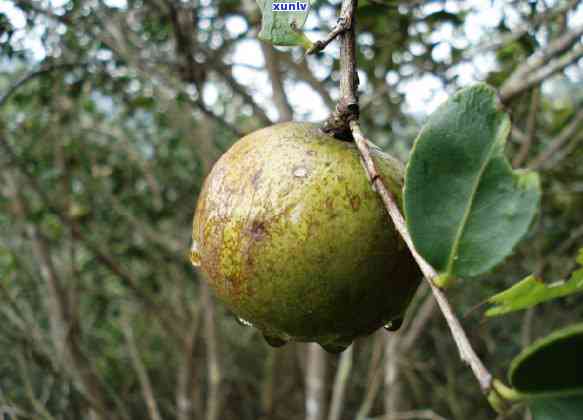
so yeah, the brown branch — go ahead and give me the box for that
[5,173,116,420]
[350,120,493,394]
[399,287,436,352]
[500,25,583,103]
[306,17,351,55]
[384,333,401,417]
[320,0,359,140]
[176,312,202,420]
[201,283,222,420]
[280,54,335,109]
[305,344,327,420]
[0,63,78,109]
[528,108,583,169]
[512,88,539,168]
[0,136,186,343]
[327,346,353,420]
[464,0,580,59]
[372,410,448,420]
[546,132,583,168]
[317,0,496,399]
[260,41,294,122]
[122,312,163,420]
[355,333,384,420]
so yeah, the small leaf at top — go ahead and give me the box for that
[256,0,312,47]
[529,395,583,420]
[486,255,583,317]
[509,323,583,396]
[404,84,541,278]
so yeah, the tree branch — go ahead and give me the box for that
[0,63,78,109]
[305,343,327,420]
[500,25,583,102]
[122,312,163,420]
[350,121,494,394]
[279,54,335,109]
[512,88,539,168]
[0,136,186,343]
[201,283,222,420]
[320,0,495,397]
[528,108,583,169]
[320,0,359,140]
[306,16,351,55]
[327,346,352,420]
[260,41,294,122]
[5,172,115,420]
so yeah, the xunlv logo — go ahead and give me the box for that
[272,1,308,11]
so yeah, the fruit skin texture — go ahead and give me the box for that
[192,122,421,349]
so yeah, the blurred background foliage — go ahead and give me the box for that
[0,0,582,419]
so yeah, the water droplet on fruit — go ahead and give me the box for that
[384,317,403,332]
[320,341,350,354]
[236,317,254,327]
[263,334,287,348]
[190,240,201,267]
[293,166,308,178]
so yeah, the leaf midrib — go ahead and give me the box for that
[444,124,501,275]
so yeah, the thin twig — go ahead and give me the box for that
[327,346,353,420]
[320,0,359,140]
[305,344,327,420]
[399,288,436,352]
[306,16,350,55]
[0,63,78,109]
[320,0,495,397]
[201,283,222,420]
[260,41,294,122]
[384,332,401,417]
[371,410,449,420]
[500,24,583,102]
[0,136,185,343]
[528,108,583,169]
[354,334,384,420]
[122,312,163,420]
[350,121,493,394]
[512,88,539,168]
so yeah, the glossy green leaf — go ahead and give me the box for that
[256,0,312,47]
[404,84,541,278]
[529,396,583,420]
[510,323,583,396]
[486,252,583,316]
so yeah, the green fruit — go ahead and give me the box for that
[191,122,420,352]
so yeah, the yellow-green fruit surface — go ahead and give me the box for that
[192,122,421,351]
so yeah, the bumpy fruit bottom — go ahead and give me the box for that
[192,122,421,353]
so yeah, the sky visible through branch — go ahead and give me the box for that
[1,0,582,121]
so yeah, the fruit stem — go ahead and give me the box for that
[320,0,359,141]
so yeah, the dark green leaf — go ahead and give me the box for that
[529,395,583,420]
[404,84,541,278]
[510,323,583,396]
[486,251,583,316]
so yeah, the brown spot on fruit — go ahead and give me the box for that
[250,221,267,241]
[191,122,420,351]
[350,194,361,211]
[251,169,262,189]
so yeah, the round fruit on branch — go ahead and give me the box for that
[191,122,421,353]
